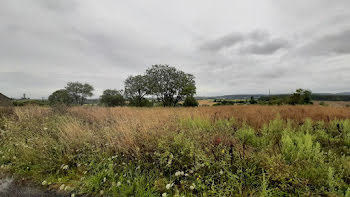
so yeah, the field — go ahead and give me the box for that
[314,101,350,107]
[2,105,350,196]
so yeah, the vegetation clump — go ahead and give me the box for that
[2,105,350,196]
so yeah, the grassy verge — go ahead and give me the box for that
[1,106,350,196]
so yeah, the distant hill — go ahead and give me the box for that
[197,92,350,101]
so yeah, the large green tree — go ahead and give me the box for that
[288,89,312,105]
[100,89,125,107]
[65,82,94,105]
[145,65,196,106]
[48,89,73,105]
[124,75,150,107]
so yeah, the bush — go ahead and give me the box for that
[183,96,199,107]
[100,89,125,107]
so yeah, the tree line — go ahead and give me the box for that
[48,65,199,107]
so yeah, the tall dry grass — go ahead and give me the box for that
[3,105,350,196]
[69,105,350,127]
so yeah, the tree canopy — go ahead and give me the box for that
[100,89,125,107]
[65,82,94,105]
[145,65,196,106]
[48,89,73,106]
[124,75,149,107]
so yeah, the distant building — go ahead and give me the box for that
[0,93,12,106]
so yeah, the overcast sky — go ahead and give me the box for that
[1,0,350,98]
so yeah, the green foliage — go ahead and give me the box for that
[12,99,48,106]
[146,64,196,106]
[100,89,125,107]
[48,89,73,106]
[288,88,312,105]
[183,96,199,107]
[259,88,313,105]
[281,131,323,163]
[124,75,150,107]
[65,81,94,105]
[3,109,350,196]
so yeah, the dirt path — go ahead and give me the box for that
[0,177,69,197]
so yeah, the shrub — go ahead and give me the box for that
[183,96,199,107]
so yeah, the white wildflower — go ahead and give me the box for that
[62,165,69,170]
[71,193,76,197]
[190,183,196,190]
[99,190,104,195]
[175,171,181,176]
[41,180,47,186]
[166,183,173,190]
[103,177,106,182]
[64,186,71,191]
[180,171,184,176]
[59,184,65,190]
[127,180,130,184]
[43,127,48,130]
[117,181,121,187]
[162,193,167,197]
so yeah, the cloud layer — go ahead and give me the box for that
[0,0,350,98]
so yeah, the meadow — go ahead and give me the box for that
[2,105,350,196]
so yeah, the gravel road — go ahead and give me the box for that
[0,177,69,197]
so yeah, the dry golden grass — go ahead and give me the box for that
[313,100,350,107]
[197,99,216,106]
[4,105,350,196]
[68,105,350,128]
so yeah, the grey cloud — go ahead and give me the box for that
[299,29,350,56]
[1,0,350,98]
[239,39,290,55]
[37,0,78,12]
[199,30,289,55]
[199,32,244,51]
[199,30,270,52]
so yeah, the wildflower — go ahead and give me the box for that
[175,171,182,176]
[189,170,194,174]
[41,180,47,186]
[180,171,184,176]
[103,177,106,182]
[43,127,48,130]
[166,183,173,190]
[59,184,65,190]
[99,190,104,195]
[221,149,225,154]
[127,180,130,184]
[190,183,196,190]
[71,194,76,197]
[62,165,69,170]
[117,181,121,187]
[220,169,224,175]
[162,193,167,197]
